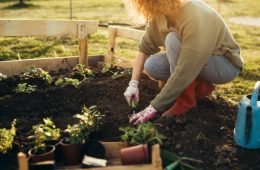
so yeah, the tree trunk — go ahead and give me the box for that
[19,0,24,4]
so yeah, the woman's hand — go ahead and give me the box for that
[124,80,139,105]
[129,105,157,124]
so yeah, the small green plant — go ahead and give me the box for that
[14,83,37,93]
[73,64,95,79]
[55,77,81,88]
[64,105,104,145]
[32,118,61,153]
[119,122,165,145]
[0,73,7,81]
[100,63,131,79]
[20,65,52,84]
[0,119,16,154]
[111,68,132,79]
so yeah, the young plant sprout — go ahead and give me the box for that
[0,73,7,81]
[20,65,52,84]
[119,122,165,145]
[14,83,37,94]
[73,64,95,79]
[0,119,16,154]
[100,63,132,79]
[64,105,104,144]
[55,77,81,88]
[31,118,61,153]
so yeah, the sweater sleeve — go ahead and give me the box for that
[138,20,161,56]
[151,12,224,112]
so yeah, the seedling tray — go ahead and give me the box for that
[17,142,162,170]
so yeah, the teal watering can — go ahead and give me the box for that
[234,81,260,148]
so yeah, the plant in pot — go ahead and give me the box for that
[119,122,165,165]
[61,105,104,165]
[28,118,61,163]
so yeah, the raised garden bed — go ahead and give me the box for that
[0,58,260,169]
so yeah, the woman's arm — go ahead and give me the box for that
[131,51,148,80]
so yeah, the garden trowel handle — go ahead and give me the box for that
[130,95,136,115]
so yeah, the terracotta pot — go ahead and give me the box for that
[121,144,149,165]
[28,145,55,163]
[60,140,84,165]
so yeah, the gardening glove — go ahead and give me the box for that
[124,80,139,105]
[129,105,157,124]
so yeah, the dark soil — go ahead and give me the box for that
[0,65,260,170]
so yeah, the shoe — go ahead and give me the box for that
[195,80,215,100]
[162,81,196,117]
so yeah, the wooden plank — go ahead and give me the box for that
[0,55,104,76]
[0,20,98,37]
[152,144,162,170]
[109,26,144,41]
[57,164,153,170]
[18,152,28,170]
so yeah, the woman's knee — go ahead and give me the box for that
[165,32,181,50]
[144,54,170,80]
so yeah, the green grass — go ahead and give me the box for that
[0,0,260,103]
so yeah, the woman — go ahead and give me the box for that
[123,0,244,124]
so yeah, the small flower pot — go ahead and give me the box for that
[121,144,149,165]
[28,145,55,163]
[60,140,84,165]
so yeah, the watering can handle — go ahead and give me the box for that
[251,81,260,106]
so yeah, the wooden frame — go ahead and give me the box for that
[0,19,99,75]
[17,142,162,170]
[105,26,144,63]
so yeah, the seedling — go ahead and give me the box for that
[73,64,95,79]
[55,77,81,88]
[100,63,132,79]
[119,122,165,145]
[31,118,61,153]
[64,105,104,144]
[0,73,7,81]
[14,83,37,94]
[0,119,16,154]
[20,65,52,84]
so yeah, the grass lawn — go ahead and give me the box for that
[0,0,260,102]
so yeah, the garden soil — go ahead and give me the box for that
[0,66,260,170]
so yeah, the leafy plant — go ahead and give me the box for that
[101,63,114,74]
[161,149,203,170]
[100,63,131,79]
[111,69,132,79]
[119,122,165,145]
[64,105,104,145]
[14,83,37,93]
[73,64,95,79]
[32,118,61,153]
[0,119,16,154]
[55,77,81,88]
[0,73,7,81]
[20,65,52,84]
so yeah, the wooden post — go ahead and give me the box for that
[105,26,117,63]
[152,144,162,170]
[17,152,28,170]
[78,24,88,66]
